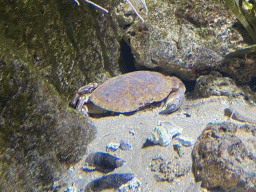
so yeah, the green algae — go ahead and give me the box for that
[0,0,102,190]
[224,0,256,56]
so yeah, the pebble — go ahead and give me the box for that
[175,136,194,147]
[158,121,183,137]
[120,139,132,151]
[85,173,134,192]
[147,121,183,146]
[83,152,125,172]
[147,126,171,146]
[106,143,120,151]
[119,177,141,192]
[173,143,183,157]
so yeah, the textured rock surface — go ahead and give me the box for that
[85,173,134,192]
[0,59,96,191]
[83,152,125,173]
[122,0,255,80]
[189,71,256,106]
[191,71,245,98]
[0,0,123,101]
[219,57,256,83]
[0,0,115,190]
[192,122,256,191]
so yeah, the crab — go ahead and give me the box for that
[70,71,186,116]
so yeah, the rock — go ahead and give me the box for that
[116,0,148,23]
[157,121,183,137]
[147,122,183,147]
[190,71,245,99]
[219,57,256,84]
[174,135,194,147]
[120,139,132,151]
[106,143,120,151]
[119,177,142,192]
[192,122,256,191]
[173,143,184,157]
[85,173,134,192]
[106,140,132,151]
[83,152,125,173]
[147,126,172,146]
[122,0,250,80]
[0,59,96,191]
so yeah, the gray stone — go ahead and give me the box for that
[84,152,125,173]
[191,71,245,98]
[119,177,141,192]
[192,122,256,191]
[85,173,134,192]
[106,142,120,151]
[122,0,252,80]
[120,139,132,151]
[174,135,194,147]
[147,126,172,146]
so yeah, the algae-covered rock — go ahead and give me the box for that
[0,0,123,101]
[0,0,129,190]
[0,57,96,191]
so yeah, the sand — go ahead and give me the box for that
[58,96,256,191]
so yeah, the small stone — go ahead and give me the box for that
[129,131,135,136]
[86,173,134,191]
[147,126,171,146]
[83,152,125,173]
[175,136,194,147]
[158,121,175,128]
[106,143,120,151]
[119,177,141,192]
[158,121,183,137]
[169,127,183,138]
[120,140,132,151]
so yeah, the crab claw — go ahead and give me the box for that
[70,83,98,109]
[159,89,185,114]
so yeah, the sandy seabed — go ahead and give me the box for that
[59,96,256,192]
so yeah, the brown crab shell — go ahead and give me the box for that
[90,71,184,113]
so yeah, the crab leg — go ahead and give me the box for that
[70,83,98,108]
[76,94,90,112]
